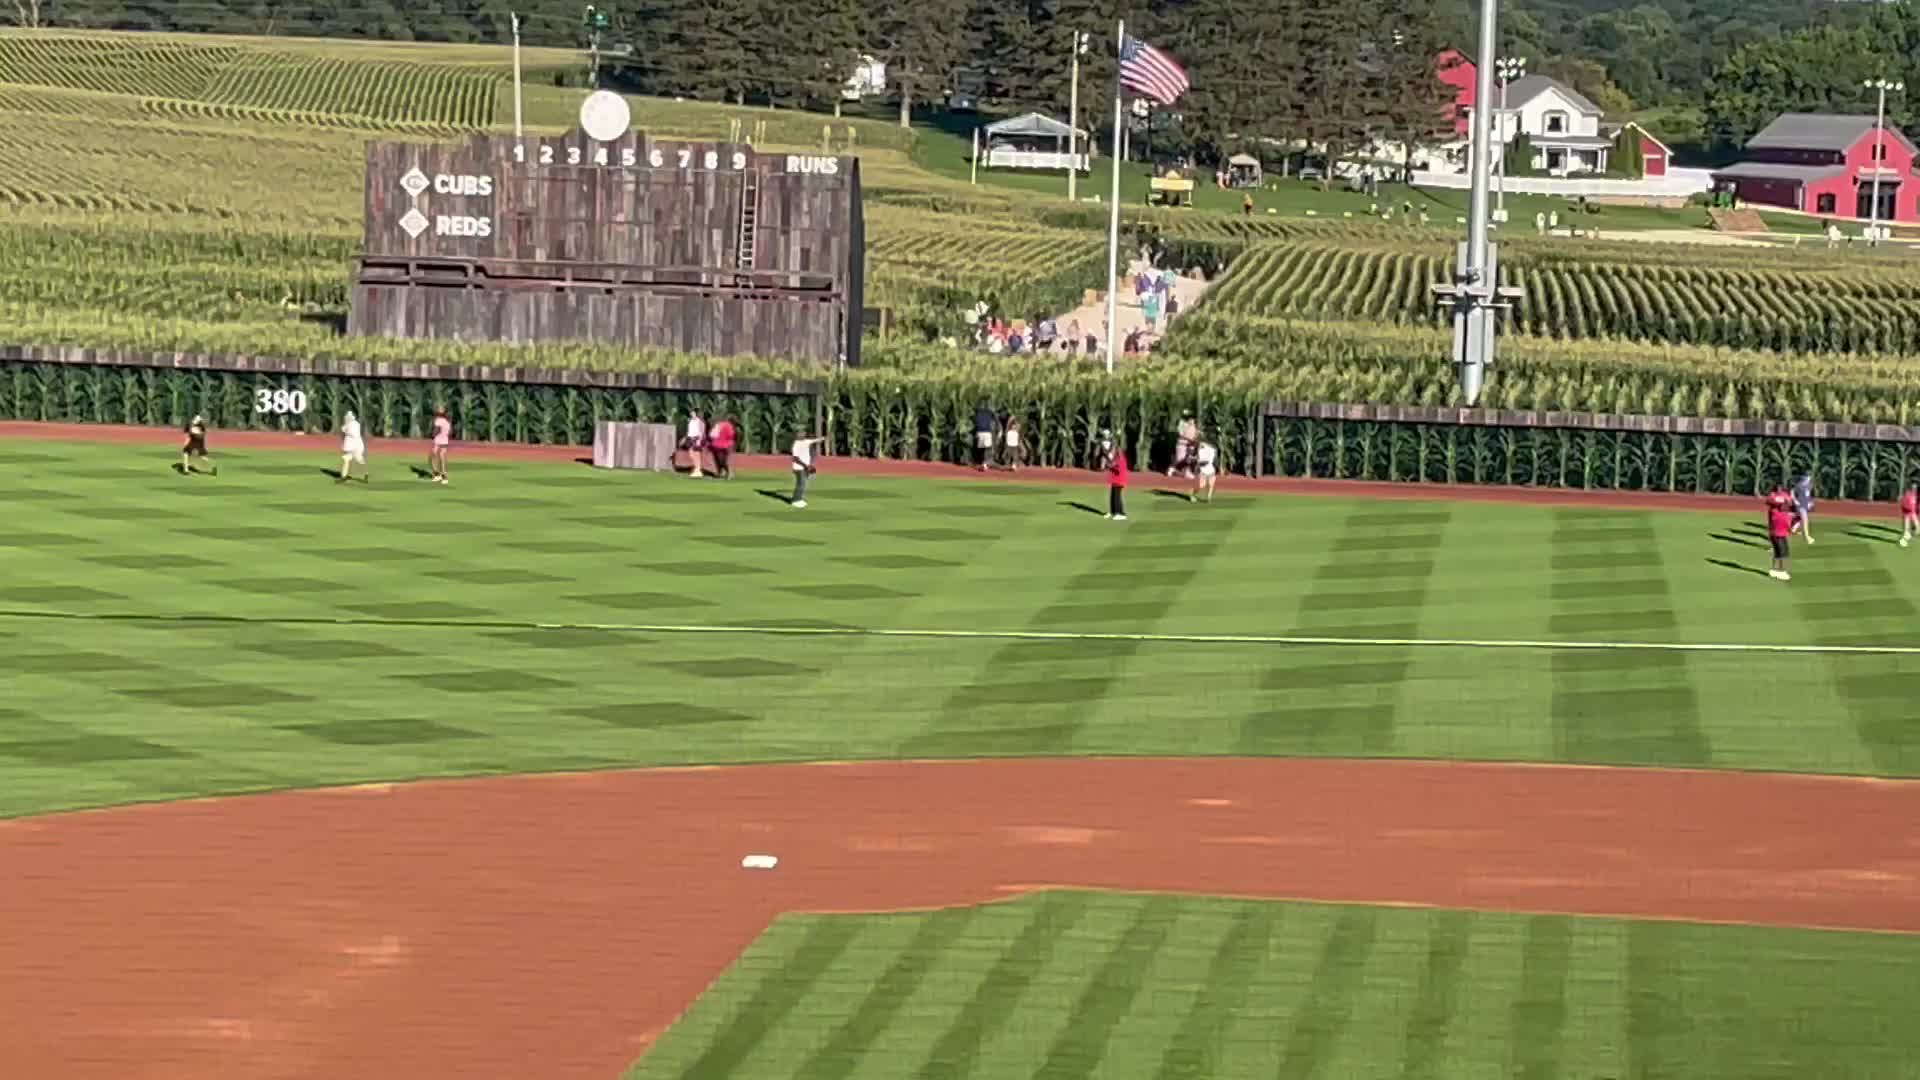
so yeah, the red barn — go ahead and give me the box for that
[1436,49,1476,136]
[1618,121,1669,178]
[1711,113,1918,222]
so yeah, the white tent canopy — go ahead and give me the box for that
[1227,152,1260,166]
[983,111,1087,139]
[978,112,1090,172]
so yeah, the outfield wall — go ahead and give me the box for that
[0,345,823,451]
[1261,401,1920,501]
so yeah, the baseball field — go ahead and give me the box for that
[5,424,1920,1078]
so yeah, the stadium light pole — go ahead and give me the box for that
[1866,78,1903,248]
[1428,0,1514,406]
[1067,30,1088,202]
[1494,56,1524,220]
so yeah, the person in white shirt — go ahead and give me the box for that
[337,410,368,484]
[683,410,709,478]
[1192,439,1218,503]
[789,435,827,508]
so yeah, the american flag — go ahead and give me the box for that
[1118,34,1190,105]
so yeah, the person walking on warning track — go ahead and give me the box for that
[1902,484,1918,547]
[428,407,451,485]
[1765,486,1794,581]
[973,403,996,471]
[683,409,709,478]
[337,410,368,484]
[790,434,827,508]
[1099,430,1130,521]
[1193,438,1218,503]
[708,415,736,478]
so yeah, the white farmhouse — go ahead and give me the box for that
[842,55,886,101]
[1493,75,1611,175]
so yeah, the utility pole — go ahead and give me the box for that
[511,12,524,139]
[1866,78,1904,248]
[1430,0,1521,405]
[1494,56,1524,222]
[1067,30,1088,202]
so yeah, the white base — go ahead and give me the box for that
[741,854,779,870]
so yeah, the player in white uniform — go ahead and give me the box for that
[338,410,368,483]
[1192,439,1218,503]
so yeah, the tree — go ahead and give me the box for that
[9,0,44,28]
[1616,124,1645,178]
[859,0,970,126]
[1542,57,1634,118]
[1503,133,1534,177]
[1705,26,1883,148]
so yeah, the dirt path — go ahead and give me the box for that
[2,758,1918,1080]
[1047,256,1213,349]
[1,419,1900,519]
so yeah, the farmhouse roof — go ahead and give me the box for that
[1531,133,1613,149]
[983,112,1085,139]
[1504,75,1601,116]
[1710,160,1847,184]
[1746,113,1916,154]
[1615,120,1671,153]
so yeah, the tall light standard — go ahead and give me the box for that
[1067,30,1090,202]
[1494,56,1525,222]
[1865,78,1904,247]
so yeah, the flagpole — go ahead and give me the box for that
[971,126,979,185]
[1103,19,1125,374]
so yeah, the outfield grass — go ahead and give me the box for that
[4,439,1920,817]
[630,890,1920,1079]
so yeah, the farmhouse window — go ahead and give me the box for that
[1544,111,1567,134]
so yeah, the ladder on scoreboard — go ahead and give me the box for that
[737,171,759,270]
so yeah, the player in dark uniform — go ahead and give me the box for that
[180,414,217,476]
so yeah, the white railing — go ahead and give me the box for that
[1411,167,1713,198]
[986,148,1090,171]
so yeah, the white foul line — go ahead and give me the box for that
[525,621,1920,656]
[1,608,1915,656]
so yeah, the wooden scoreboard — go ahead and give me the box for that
[348,92,865,367]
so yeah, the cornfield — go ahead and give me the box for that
[0,31,505,130]
[1203,236,1920,354]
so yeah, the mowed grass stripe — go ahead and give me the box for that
[1028,896,1182,1079]
[788,908,981,1080]
[908,499,1250,757]
[1782,536,1920,774]
[1273,905,1381,1078]
[1150,903,1278,1080]
[1240,504,1452,756]
[673,916,863,1079]
[1509,914,1575,1080]
[911,892,1092,1080]
[1549,510,1709,766]
[1395,908,1474,1080]
[630,893,1920,1079]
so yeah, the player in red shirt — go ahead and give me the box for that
[1100,430,1129,521]
[1765,488,1794,581]
[1902,484,1918,547]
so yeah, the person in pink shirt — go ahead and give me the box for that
[428,407,452,485]
[708,415,737,479]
